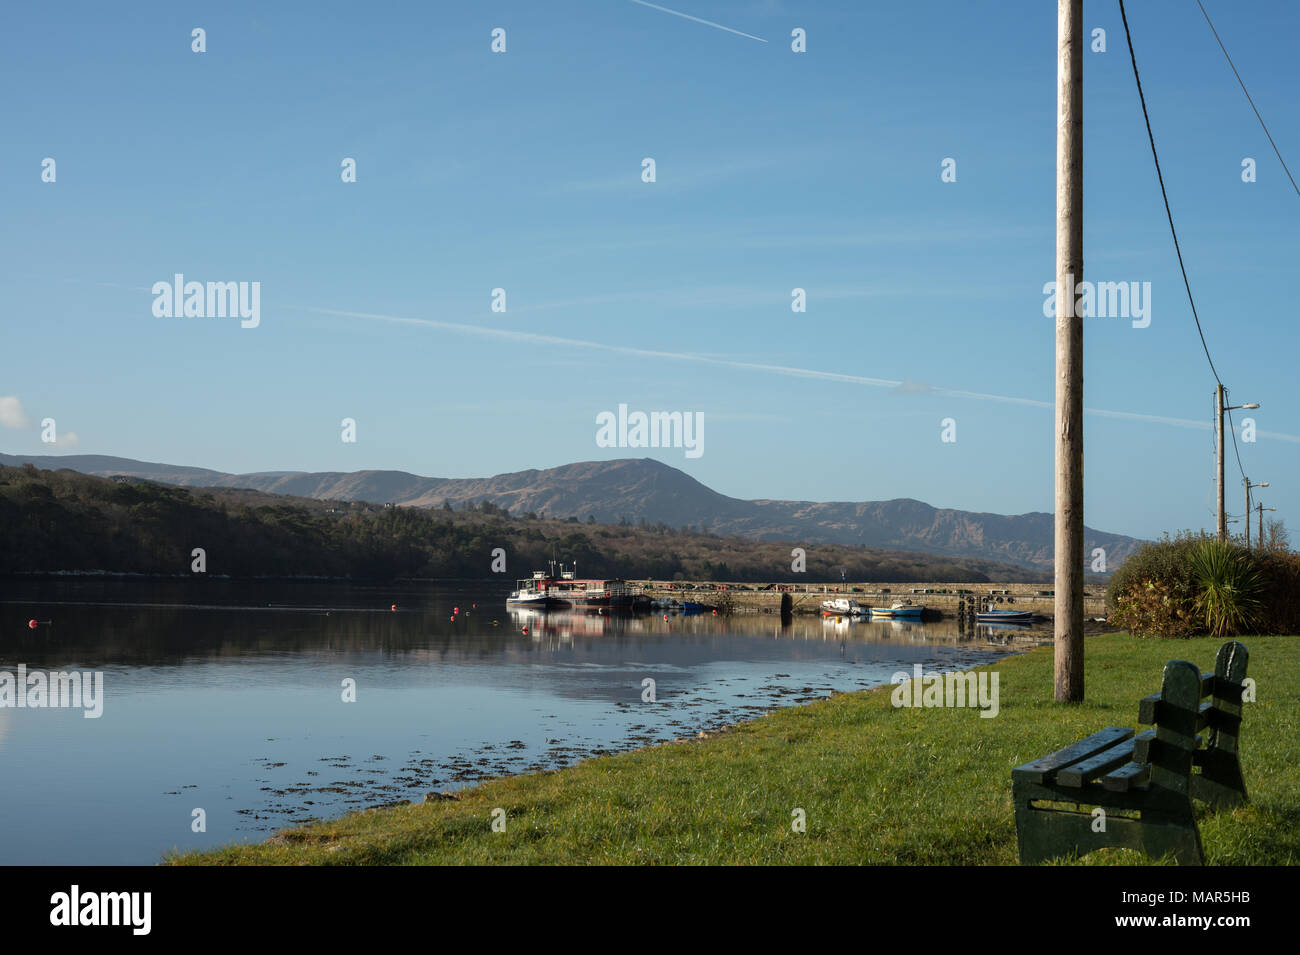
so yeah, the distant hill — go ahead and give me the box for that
[0,453,1144,572]
[0,463,1045,583]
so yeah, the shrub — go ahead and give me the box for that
[1111,577,1201,639]
[1108,531,1300,638]
[1252,548,1300,634]
[1106,531,1207,637]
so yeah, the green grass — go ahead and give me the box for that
[168,634,1300,865]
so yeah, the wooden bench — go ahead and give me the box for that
[1011,641,1248,865]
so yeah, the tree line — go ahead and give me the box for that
[0,464,1042,582]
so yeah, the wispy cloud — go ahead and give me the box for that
[517,222,1045,256]
[0,396,77,446]
[553,156,780,195]
[0,396,30,429]
[627,0,767,42]
[510,283,973,313]
[289,303,1300,443]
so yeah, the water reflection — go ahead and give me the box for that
[815,610,1048,648]
[0,580,1051,864]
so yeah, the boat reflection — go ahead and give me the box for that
[507,607,633,641]
[821,612,1047,647]
[969,621,1035,645]
[505,606,1051,648]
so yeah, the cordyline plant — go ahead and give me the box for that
[1189,540,1263,638]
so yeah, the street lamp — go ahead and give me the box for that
[1245,479,1269,548]
[1215,387,1260,540]
[1257,504,1278,550]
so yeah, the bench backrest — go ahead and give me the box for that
[1138,641,1248,794]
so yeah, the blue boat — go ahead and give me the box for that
[869,600,924,619]
[975,610,1034,624]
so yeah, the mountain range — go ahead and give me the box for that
[0,453,1144,573]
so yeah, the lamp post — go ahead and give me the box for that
[1258,503,1277,549]
[1244,479,1269,548]
[1216,387,1260,540]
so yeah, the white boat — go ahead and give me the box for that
[821,598,868,616]
[507,569,563,608]
[507,561,637,610]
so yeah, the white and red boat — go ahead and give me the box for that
[507,562,636,610]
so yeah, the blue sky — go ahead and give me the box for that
[1,0,1297,542]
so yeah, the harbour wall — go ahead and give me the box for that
[631,580,1108,617]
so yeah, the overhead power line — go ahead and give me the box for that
[1118,0,1222,388]
[1196,0,1300,199]
[1118,0,1249,488]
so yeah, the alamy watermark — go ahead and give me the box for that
[1043,273,1150,328]
[891,664,999,718]
[0,665,104,718]
[50,886,150,935]
[595,404,703,458]
[152,273,260,328]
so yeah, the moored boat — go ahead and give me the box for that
[821,597,867,616]
[975,609,1035,623]
[507,569,564,608]
[869,600,924,618]
[507,562,637,610]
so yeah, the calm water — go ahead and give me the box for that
[0,579,1048,865]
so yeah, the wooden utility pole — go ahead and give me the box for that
[1256,503,1276,549]
[1216,384,1226,541]
[1244,480,1251,549]
[1054,0,1084,703]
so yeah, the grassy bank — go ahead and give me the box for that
[170,634,1300,865]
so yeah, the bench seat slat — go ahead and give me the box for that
[1132,728,1158,763]
[1102,761,1150,792]
[1012,727,1133,784]
[1057,738,1138,787]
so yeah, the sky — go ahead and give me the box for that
[1,0,1297,543]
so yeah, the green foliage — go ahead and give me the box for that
[1111,578,1201,640]
[1108,531,1297,637]
[1248,548,1300,635]
[1189,540,1264,638]
[1107,531,1206,638]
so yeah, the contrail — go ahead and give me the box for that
[288,303,1300,443]
[627,0,767,42]
[290,304,899,386]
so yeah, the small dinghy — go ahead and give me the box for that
[975,609,1034,624]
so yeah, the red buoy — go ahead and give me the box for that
[454,607,459,614]
[28,619,38,629]
[391,604,397,611]
[522,626,529,635]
